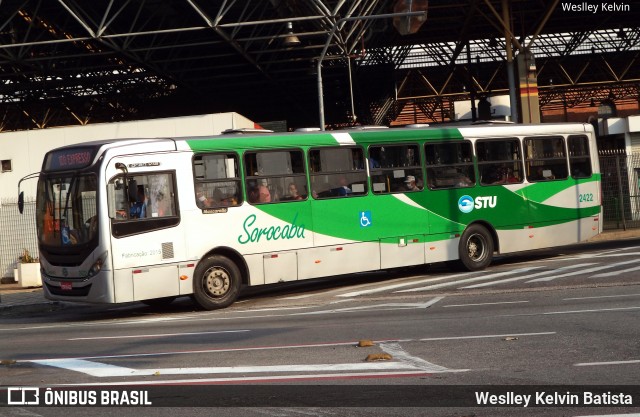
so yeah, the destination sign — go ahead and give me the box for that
[45,147,98,171]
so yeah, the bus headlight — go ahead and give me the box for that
[88,252,108,277]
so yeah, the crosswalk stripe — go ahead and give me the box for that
[591,264,640,278]
[395,267,541,293]
[527,259,638,282]
[337,272,477,297]
[462,263,597,289]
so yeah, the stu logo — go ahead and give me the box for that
[458,195,497,213]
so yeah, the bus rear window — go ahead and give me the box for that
[568,135,592,178]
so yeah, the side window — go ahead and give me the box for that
[476,138,523,185]
[193,153,242,208]
[424,141,475,189]
[369,144,423,193]
[568,135,592,178]
[244,149,306,204]
[108,171,179,237]
[524,136,568,181]
[309,147,367,198]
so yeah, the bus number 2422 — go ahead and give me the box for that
[579,193,594,202]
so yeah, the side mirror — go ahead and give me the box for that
[18,191,24,214]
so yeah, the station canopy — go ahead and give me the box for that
[0,0,638,131]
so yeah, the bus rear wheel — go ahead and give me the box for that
[457,224,494,271]
[193,255,241,310]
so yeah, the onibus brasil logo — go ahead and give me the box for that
[458,195,497,213]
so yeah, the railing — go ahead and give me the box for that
[0,198,38,280]
[600,153,640,230]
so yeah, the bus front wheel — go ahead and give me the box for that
[457,224,494,271]
[193,255,241,310]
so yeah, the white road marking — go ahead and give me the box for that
[279,294,317,300]
[574,359,640,367]
[574,414,640,417]
[462,263,596,289]
[28,331,553,363]
[396,267,541,292]
[336,272,477,297]
[68,329,249,341]
[443,300,529,308]
[379,341,450,372]
[53,371,441,386]
[559,246,640,260]
[295,297,444,315]
[563,293,640,301]
[591,264,640,278]
[527,259,638,282]
[31,358,467,378]
[417,332,555,341]
[501,306,640,317]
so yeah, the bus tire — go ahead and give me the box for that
[193,255,241,310]
[457,224,494,271]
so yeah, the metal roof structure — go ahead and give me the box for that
[0,0,638,131]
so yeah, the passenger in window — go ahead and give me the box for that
[247,180,260,203]
[334,176,352,196]
[258,179,271,203]
[129,186,147,218]
[572,166,589,178]
[455,173,474,187]
[286,183,304,200]
[492,167,519,184]
[404,175,421,191]
[531,167,555,181]
[195,184,214,208]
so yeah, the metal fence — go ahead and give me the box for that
[0,198,38,280]
[600,152,640,230]
[1,154,639,278]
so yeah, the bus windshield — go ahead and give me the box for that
[36,173,98,247]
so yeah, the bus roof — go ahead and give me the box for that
[53,122,594,156]
[174,122,594,153]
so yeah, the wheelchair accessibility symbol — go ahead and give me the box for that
[360,211,372,227]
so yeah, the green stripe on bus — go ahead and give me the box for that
[185,133,340,152]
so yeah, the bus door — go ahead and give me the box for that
[106,154,186,303]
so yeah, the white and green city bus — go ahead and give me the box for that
[24,123,601,310]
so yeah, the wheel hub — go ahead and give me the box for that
[205,268,230,297]
[468,235,486,261]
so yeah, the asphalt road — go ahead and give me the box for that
[1,238,640,417]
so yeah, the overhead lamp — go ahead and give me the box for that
[283,22,301,47]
